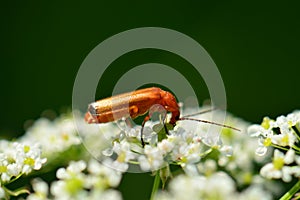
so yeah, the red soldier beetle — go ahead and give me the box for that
[85,87,240,146]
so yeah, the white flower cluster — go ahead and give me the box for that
[0,111,121,199]
[16,107,246,175]
[26,159,122,200]
[0,107,285,199]
[96,106,272,184]
[0,141,46,198]
[0,141,46,184]
[20,114,81,157]
[100,107,226,173]
[154,172,272,200]
[182,112,273,189]
[248,110,300,182]
[19,112,122,165]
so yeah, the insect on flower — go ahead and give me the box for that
[85,87,240,146]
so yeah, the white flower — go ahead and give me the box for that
[157,139,174,155]
[14,143,47,175]
[155,172,274,200]
[56,160,86,180]
[102,158,129,172]
[260,149,295,182]
[138,145,165,171]
[274,115,290,134]
[295,155,300,166]
[248,124,274,156]
[197,159,217,176]
[247,124,267,137]
[0,187,5,199]
[271,132,297,147]
[50,179,80,199]
[104,140,137,172]
[287,113,300,126]
[171,142,194,166]
[0,162,11,182]
[159,174,205,200]
[284,149,295,164]
[220,145,233,157]
[50,159,122,200]
[113,141,136,162]
[51,161,88,199]
[26,178,49,200]
[87,159,122,188]
[255,137,270,156]
[238,185,272,200]
[201,172,237,199]
[0,142,46,183]
[78,106,248,173]
[89,189,122,200]
[20,116,82,158]
[155,172,236,200]
[248,111,300,183]
[260,163,282,179]
[249,111,300,156]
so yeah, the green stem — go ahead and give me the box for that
[3,186,29,199]
[150,171,161,200]
[292,126,300,139]
[272,144,289,152]
[279,179,300,200]
[7,173,23,184]
[293,145,300,153]
[200,148,213,157]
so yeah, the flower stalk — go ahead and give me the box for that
[279,179,300,200]
[150,171,161,200]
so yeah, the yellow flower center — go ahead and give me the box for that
[24,157,35,166]
[273,157,284,170]
[117,152,126,162]
[62,133,69,141]
[261,117,272,129]
[263,138,272,146]
[243,172,253,185]
[65,177,83,194]
[0,165,7,173]
[24,145,30,153]
[281,135,289,146]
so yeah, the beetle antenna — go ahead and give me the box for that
[179,117,241,132]
[181,107,219,118]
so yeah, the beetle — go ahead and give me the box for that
[85,87,240,146]
[85,87,179,124]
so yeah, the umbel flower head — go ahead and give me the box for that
[19,113,82,157]
[248,110,300,182]
[77,105,243,174]
[15,105,241,174]
[154,172,272,200]
[26,159,122,200]
[0,141,46,183]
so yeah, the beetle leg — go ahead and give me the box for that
[163,105,179,126]
[164,122,169,135]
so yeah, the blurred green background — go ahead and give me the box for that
[1,1,299,199]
